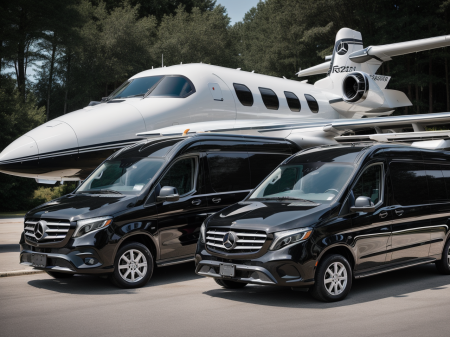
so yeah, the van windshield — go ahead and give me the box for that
[249,162,354,204]
[77,157,164,195]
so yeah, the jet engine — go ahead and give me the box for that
[342,72,369,103]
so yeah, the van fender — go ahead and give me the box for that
[113,230,160,261]
[315,242,356,272]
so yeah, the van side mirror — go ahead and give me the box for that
[157,186,180,202]
[350,196,375,213]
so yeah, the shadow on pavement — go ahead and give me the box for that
[203,263,450,308]
[27,261,200,295]
[0,244,20,253]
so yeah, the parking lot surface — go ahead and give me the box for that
[1,218,450,337]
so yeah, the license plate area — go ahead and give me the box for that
[219,263,235,277]
[31,253,47,268]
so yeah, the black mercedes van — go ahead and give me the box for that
[19,134,299,288]
[195,143,450,302]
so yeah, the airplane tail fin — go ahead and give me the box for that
[297,28,450,118]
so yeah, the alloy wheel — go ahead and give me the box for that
[324,261,348,296]
[448,247,450,267]
[118,249,148,283]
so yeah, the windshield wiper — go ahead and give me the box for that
[261,197,316,203]
[81,189,123,195]
[124,94,144,98]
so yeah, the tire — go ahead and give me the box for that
[46,271,74,279]
[110,242,154,289]
[435,239,450,275]
[214,278,248,289]
[310,254,352,302]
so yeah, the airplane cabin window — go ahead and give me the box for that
[108,76,164,100]
[304,94,319,113]
[284,91,301,112]
[259,87,279,110]
[149,76,195,98]
[233,83,254,106]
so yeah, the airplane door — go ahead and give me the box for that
[208,83,223,101]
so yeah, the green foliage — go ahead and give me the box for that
[31,183,77,207]
[0,75,46,211]
[154,5,236,67]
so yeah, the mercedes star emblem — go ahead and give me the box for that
[223,231,237,250]
[34,220,47,240]
[337,42,348,55]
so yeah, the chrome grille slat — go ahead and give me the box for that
[206,228,267,254]
[24,218,71,244]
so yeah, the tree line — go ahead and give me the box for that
[1,0,450,211]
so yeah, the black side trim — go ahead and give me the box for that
[329,98,344,104]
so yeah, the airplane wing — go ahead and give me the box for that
[296,61,330,77]
[137,112,450,149]
[349,35,450,63]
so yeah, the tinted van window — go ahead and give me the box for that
[207,153,251,192]
[442,165,450,199]
[305,94,319,113]
[353,164,382,204]
[425,164,447,202]
[160,158,196,195]
[259,88,279,110]
[150,76,194,98]
[284,91,301,112]
[390,162,428,206]
[249,153,289,187]
[233,83,253,106]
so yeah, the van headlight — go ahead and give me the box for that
[269,227,312,250]
[73,216,112,238]
[200,222,206,243]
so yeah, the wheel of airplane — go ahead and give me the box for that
[214,278,248,289]
[435,239,450,275]
[110,242,154,288]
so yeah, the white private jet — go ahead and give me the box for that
[2,28,450,182]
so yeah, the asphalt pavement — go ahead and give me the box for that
[1,218,450,336]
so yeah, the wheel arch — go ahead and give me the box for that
[316,243,356,272]
[114,232,159,263]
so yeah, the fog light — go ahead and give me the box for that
[84,258,97,265]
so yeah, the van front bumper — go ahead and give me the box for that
[195,243,316,287]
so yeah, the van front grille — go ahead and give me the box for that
[206,228,267,254]
[24,219,71,244]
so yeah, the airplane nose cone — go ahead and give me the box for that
[0,135,38,163]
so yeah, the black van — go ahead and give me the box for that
[19,134,299,288]
[195,143,450,302]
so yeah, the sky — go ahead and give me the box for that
[216,0,261,24]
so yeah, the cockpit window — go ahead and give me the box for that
[149,76,195,98]
[108,76,164,100]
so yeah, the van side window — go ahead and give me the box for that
[425,164,447,202]
[207,153,251,192]
[248,153,289,188]
[284,91,301,112]
[233,83,253,106]
[390,162,428,206]
[304,94,319,113]
[159,157,196,195]
[441,165,450,200]
[259,87,279,110]
[353,164,382,204]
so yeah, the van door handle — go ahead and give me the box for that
[379,211,388,219]
[212,198,221,204]
[395,209,404,216]
[192,199,201,206]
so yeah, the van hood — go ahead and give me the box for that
[206,200,333,233]
[26,193,137,221]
